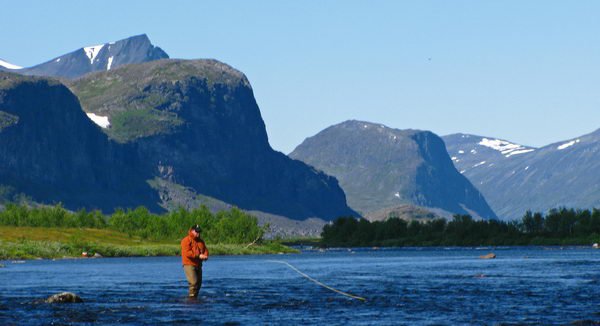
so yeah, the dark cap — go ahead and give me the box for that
[191,224,202,233]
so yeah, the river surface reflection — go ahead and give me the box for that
[1,247,599,325]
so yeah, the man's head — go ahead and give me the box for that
[190,224,202,237]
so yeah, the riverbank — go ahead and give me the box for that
[0,226,297,260]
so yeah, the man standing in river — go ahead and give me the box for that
[181,224,209,298]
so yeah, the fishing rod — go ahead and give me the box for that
[267,260,367,302]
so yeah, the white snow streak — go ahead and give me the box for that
[0,59,22,70]
[107,56,114,70]
[83,44,105,64]
[86,113,110,128]
[394,192,400,198]
[56,58,61,62]
[557,139,580,150]
[473,161,486,168]
[458,150,465,154]
[505,149,535,157]
[478,138,534,157]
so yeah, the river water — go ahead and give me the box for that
[1,247,599,325]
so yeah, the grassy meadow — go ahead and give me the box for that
[0,226,296,260]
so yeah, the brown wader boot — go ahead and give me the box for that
[183,264,203,297]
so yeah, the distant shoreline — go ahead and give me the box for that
[0,241,298,261]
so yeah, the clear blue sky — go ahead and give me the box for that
[2,1,600,153]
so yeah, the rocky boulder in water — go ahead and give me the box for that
[479,253,496,259]
[45,292,83,303]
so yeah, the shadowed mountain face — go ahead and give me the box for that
[443,131,600,219]
[0,73,161,211]
[67,59,357,220]
[4,34,168,79]
[289,120,497,220]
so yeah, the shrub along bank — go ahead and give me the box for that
[0,204,296,259]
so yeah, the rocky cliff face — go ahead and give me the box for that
[0,72,160,211]
[290,120,497,219]
[69,59,356,220]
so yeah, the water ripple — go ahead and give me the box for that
[1,248,599,325]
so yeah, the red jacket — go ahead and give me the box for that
[181,230,209,266]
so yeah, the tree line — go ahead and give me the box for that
[0,204,264,244]
[321,208,600,247]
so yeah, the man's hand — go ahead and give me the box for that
[199,254,208,261]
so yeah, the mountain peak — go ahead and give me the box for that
[335,119,424,136]
[15,34,168,79]
[291,122,497,219]
[125,33,151,41]
[443,133,535,163]
[444,129,600,219]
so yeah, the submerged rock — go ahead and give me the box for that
[45,292,83,303]
[479,253,496,259]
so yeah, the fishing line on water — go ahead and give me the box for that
[267,260,367,302]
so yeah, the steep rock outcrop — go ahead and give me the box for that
[0,72,160,211]
[290,120,497,219]
[70,60,356,220]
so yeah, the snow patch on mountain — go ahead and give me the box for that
[83,44,105,64]
[478,138,534,157]
[473,161,486,168]
[557,139,580,150]
[107,56,114,70]
[0,59,22,70]
[86,113,110,128]
[505,148,535,157]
